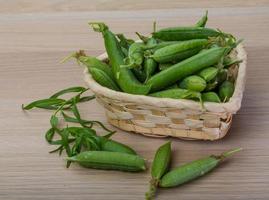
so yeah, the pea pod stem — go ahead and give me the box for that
[220,147,243,159]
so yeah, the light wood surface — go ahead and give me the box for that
[1,2,269,200]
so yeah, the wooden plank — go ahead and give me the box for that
[1,0,269,13]
[1,5,269,200]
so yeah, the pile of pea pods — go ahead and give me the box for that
[76,11,242,104]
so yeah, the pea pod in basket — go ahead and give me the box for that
[150,39,208,63]
[152,26,221,41]
[90,22,151,95]
[146,47,227,92]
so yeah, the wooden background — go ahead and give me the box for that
[1,1,269,199]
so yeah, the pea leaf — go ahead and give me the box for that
[50,115,59,128]
[22,98,66,110]
[45,128,56,143]
[78,95,95,103]
[50,86,87,99]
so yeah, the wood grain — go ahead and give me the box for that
[1,3,269,200]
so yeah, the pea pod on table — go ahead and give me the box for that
[90,22,151,95]
[159,148,242,188]
[99,137,137,155]
[145,142,171,200]
[67,151,146,172]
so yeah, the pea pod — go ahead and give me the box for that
[146,47,227,92]
[195,10,208,27]
[74,51,115,81]
[90,23,151,95]
[144,38,158,81]
[198,67,218,82]
[159,148,242,188]
[152,41,181,51]
[151,39,208,63]
[132,68,147,83]
[99,137,137,155]
[146,142,172,200]
[179,75,207,92]
[149,88,201,102]
[67,151,146,172]
[218,80,235,102]
[202,92,221,103]
[153,27,220,41]
[89,68,120,91]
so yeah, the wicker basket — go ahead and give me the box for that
[84,44,247,141]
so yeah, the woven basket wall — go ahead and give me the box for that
[84,44,247,141]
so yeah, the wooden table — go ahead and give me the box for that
[1,1,269,199]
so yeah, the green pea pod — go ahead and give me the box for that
[99,137,137,155]
[144,38,158,81]
[146,142,172,200]
[195,10,208,27]
[90,23,151,95]
[152,27,220,41]
[152,41,181,51]
[159,148,242,188]
[218,80,235,102]
[132,68,147,83]
[67,151,146,172]
[202,92,221,103]
[89,68,120,91]
[179,75,207,92]
[151,39,208,63]
[198,67,218,82]
[159,63,173,71]
[75,52,115,82]
[146,47,227,92]
[149,88,201,101]
[151,141,172,180]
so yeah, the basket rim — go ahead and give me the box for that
[84,44,247,114]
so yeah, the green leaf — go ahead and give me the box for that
[45,128,55,143]
[22,98,66,110]
[50,115,59,128]
[50,86,87,99]
[78,95,95,103]
[71,102,81,121]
